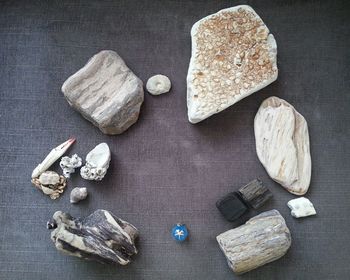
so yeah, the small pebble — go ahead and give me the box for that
[70,187,88,204]
[287,197,316,218]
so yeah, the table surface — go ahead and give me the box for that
[1,0,349,279]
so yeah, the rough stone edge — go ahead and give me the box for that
[61,50,144,135]
[186,5,278,123]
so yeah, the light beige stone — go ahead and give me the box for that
[187,5,278,123]
[254,96,312,195]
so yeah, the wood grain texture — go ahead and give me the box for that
[48,210,139,265]
[217,210,291,274]
[62,50,144,135]
[238,179,272,209]
[254,96,312,195]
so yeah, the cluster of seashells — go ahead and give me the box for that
[31,139,111,202]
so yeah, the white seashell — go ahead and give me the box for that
[80,143,111,181]
[39,171,60,185]
[287,197,316,218]
[32,138,75,178]
[60,154,82,178]
[146,75,171,95]
[70,187,88,203]
[254,96,311,195]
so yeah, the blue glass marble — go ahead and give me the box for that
[171,224,188,242]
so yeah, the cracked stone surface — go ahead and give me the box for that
[187,5,278,123]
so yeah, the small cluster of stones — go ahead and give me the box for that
[27,4,318,273]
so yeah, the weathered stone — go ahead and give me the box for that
[187,5,277,123]
[217,210,291,274]
[287,197,316,218]
[62,50,144,135]
[254,96,312,195]
[47,210,139,265]
[70,187,88,203]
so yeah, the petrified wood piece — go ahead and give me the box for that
[62,50,144,135]
[217,210,291,274]
[254,96,312,195]
[48,210,139,265]
[238,179,273,209]
[216,192,248,221]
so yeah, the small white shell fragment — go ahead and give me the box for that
[146,74,171,95]
[70,187,88,203]
[80,143,111,181]
[287,197,316,218]
[60,154,83,178]
[39,171,60,185]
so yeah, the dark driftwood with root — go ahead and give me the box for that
[216,210,291,274]
[47,210,139,265]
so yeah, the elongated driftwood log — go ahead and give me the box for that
[216,210,291,274]
[48,210,139,265]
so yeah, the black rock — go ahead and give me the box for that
[216,192,248,221]
[238,179,273,209]
[48,210,139,265]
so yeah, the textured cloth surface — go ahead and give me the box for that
[0,0,349,279]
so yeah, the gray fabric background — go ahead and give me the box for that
[0,0,349,279]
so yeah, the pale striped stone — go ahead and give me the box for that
[62,50,144,135]
[254,96,312,195]
[217,210,291,274]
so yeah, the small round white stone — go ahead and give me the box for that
[146,74,171,95]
